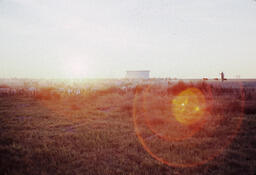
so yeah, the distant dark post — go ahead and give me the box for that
[220,72,224,82]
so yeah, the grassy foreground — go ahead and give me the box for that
[0,87,255,175]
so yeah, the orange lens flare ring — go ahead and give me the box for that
[133,83,244,167]
[142,87,209,142]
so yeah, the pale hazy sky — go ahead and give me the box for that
[1,0,256,79]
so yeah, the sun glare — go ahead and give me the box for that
[63,58,89,79]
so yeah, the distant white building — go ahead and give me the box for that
[126,70,150,79]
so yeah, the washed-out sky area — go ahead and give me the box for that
[0,0,256,79]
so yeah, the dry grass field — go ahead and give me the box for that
[0,82,256,175]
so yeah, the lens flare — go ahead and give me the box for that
[171,87,206,125]
[133,83,244,168]
[141,86,208,142]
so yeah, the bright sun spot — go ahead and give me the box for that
[63,58,89,79]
